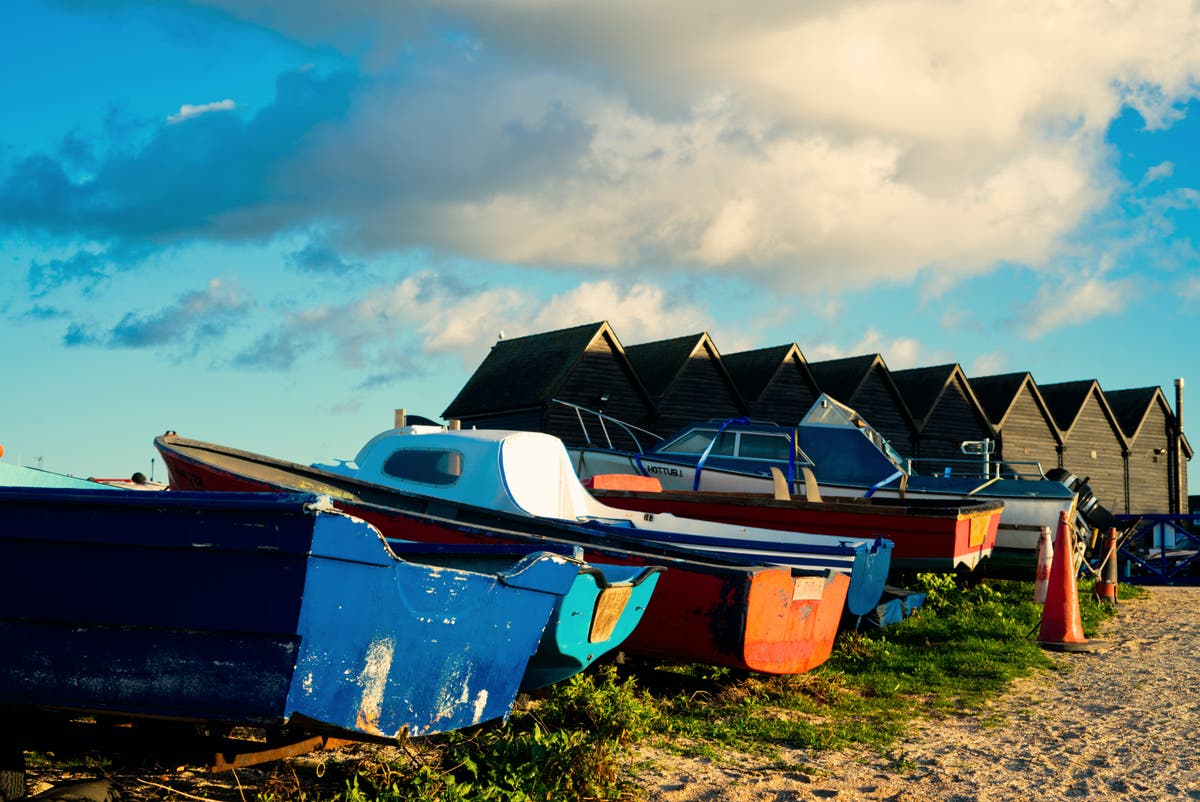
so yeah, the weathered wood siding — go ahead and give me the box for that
[912,380,993,475]
[1124,403,1172,514]
[545,339,654,451]
[1059,394,1127,514]
[653,350,744,436]
[749,363,819,424]
[993,392,1061,479]
[837,370,915,457]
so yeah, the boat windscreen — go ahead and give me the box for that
[658,429,735,456]
[799,395,907,473]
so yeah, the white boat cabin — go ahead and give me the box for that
[317,426,631,523]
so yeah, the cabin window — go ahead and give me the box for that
[660,429,735,455]
[737,433,792,461]
[382,448,464,486]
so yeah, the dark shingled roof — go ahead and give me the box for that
[1038,379,1099,433]
[891,364,959,428]
[807,354,881,404]
[969,372,1040,428]
[1105,387,1164,441]
[443,321,614,418]
[625,333,709,400]
[723,343,808,403]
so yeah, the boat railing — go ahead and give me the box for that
[552,399,663,453]
[905,456,1048,481]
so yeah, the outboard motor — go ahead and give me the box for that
[1045,468,1118,531]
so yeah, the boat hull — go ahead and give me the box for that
[590,488,1002,574]
[0,487,578,738]
[572,446,1068,577]
[155,434,849,675]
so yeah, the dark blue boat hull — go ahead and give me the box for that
[0,487,579,738]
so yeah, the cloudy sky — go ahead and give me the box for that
[3,0,1199,488]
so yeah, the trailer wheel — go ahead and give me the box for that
[0,743,25,802]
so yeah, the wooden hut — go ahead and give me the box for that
[625,332,746,437]
[722,343,821,424]
[1038,380,1129,514]
[966,372,1063,480]
[807,354,917,458]
[441,321,656,450]
[890,364,994,476]
[1105,386,1186,514]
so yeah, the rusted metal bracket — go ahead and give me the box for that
[209,735,357,772]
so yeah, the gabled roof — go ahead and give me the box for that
[1038,380,1098,433]
[722,343,816,404]
[1038,379,1127,446]
[443,321,648,418]
[626,333,704,399]
[1105,387,1172,443]
[890,363,990,433]
[807,353,917,438]
[624,332,743,407]
[968,371,1061,439]
[807,354,881,404]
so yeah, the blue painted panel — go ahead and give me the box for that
[520,565,661,690]
[285,512,580,736]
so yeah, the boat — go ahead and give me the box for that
[566,395,1109,575]
[584,477,1002,574]
[309,425,892,617]
[0,460,115,490]
[0,485,587,743]
[89,472,168,491]
[382,539,662,690]
[155,432,851,674]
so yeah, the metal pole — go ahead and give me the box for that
[1174,379,1184,515]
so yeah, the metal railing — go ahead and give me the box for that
[1112,514,1200,585]
[904,456,1048,481]
[551,399,663,453]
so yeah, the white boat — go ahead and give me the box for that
[314,425,893,617]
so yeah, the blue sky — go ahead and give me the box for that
[3,0,1199,491]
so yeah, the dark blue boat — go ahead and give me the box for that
[0,487,584,740]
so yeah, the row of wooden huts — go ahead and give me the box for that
[442,322,1191,515]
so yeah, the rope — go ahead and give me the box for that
[865,469,905,498]
[692,417,751,491]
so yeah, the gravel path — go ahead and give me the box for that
[638,586,1200,801]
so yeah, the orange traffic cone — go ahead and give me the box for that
[1037,511,1104,653]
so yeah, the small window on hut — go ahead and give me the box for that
[382,448,464,486]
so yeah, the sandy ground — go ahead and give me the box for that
[20,587,1200,802]
[635,586,1200,802]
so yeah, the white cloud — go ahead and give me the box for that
[195,0,1200,293]
[167,99,236,124]
[241,275,710,373]
[969,351,1009,377]
[1142,161,1176,186]
[801,327,940,368]
[526,282,710,345]
[1179,276,1200,301]
[1020,273,1136,338]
